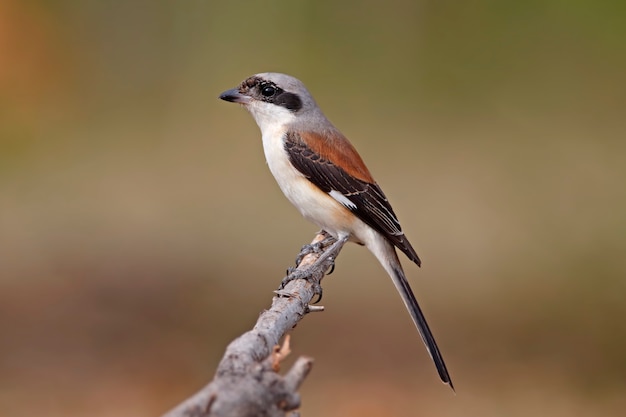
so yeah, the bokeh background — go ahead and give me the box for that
[1,1,625,416]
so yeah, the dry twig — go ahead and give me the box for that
[161,231,345,417]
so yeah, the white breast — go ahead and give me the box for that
[260,126,359,239]
[247,101,365,241]
[261,126,317,213]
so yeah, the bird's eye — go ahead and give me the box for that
[261,85,276,97]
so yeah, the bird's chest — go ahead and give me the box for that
[261,129,311,205]
[260,130,353,234]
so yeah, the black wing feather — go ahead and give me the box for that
[285,131,421,266]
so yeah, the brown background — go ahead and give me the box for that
[1,1,625,416]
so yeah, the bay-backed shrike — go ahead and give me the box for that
[219,73,453,389]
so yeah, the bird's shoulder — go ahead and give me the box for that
[284,129,374,184]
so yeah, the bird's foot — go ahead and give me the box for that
[293,231,337,265]
[294,243,336,275]
[294,242,325,267]
[279,233,349,305]
[280,267,324,303]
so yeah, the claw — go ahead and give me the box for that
[295,242,326,266]
[278,267,323,302]
[281,234,349,306]
[311,283,323,304]
[279,268,307,290]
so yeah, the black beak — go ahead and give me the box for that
[219,88,250,104]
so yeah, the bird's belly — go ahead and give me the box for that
[277,164,356,237]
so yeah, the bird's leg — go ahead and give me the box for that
[280,234,349,303]
[318,231,340,275]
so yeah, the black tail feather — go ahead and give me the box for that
[391,264,454,391]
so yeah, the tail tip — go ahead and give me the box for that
[446,379,456,393]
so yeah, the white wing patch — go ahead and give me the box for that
[329,189,357,209]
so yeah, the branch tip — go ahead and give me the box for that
[306,305,325,313]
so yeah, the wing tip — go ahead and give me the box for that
[410,245,422,267]
[398,237,421,267]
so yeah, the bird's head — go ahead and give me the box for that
[219,72,324,133]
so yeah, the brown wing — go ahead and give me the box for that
[285,130,421,266]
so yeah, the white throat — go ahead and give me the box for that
[245,101,300,206]
[245,101,296,138]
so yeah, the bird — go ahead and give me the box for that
[219,72,453,390]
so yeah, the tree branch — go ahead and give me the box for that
[161,231,346,417]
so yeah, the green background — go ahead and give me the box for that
[1,1,625,416]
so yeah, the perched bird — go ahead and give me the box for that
[219,73,453,389]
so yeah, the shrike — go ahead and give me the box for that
[219,73,453,389]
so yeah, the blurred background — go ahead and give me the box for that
[1,1,625,416]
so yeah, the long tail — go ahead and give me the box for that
[369,235,454,390]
